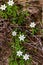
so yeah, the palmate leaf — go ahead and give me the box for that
[18,12,25,24]
[19,60,25,65]
[6,6,12,16]
[0,11,7,19]
[9,61,18,65]
[32,28,39,35]
[15,38,21,51]
[12,5,18,17]
[12,5,18,12]
[12,11,17,17]
[13,61,18,65]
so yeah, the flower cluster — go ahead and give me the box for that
[0,0,37,64]
[12,31,30,61]
[0,0,14,10]
[0,0,36,28]
[12,31,26,41]
[17,50,30,61]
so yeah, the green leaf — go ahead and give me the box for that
[19,60,25,65]
[9,61,18,65]
[32,28,38,35]
[13,11,17,17]
[24,10,29,16]
[6,6,12,16]
[12,5,18,12]
[26,58,32,65]
[13,61,18,65]
[0,11,7,19]
[18,12,25,24]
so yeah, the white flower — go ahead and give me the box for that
[19,34,25,41]
[7,0,14,6]
[0,4,7,10]
[17,50,23,57]
[12,31,17,36]
[30,22,36,28]
[23,54,29,60]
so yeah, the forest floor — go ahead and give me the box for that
[0,0,43,65]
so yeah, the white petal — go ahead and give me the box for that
[30,22,36,28]
[23,54,29,60]
[12,31,17,36]
[17,50,23,57]
[0,4,7,10]
[7,0,14,6]
[19,34,25,41]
